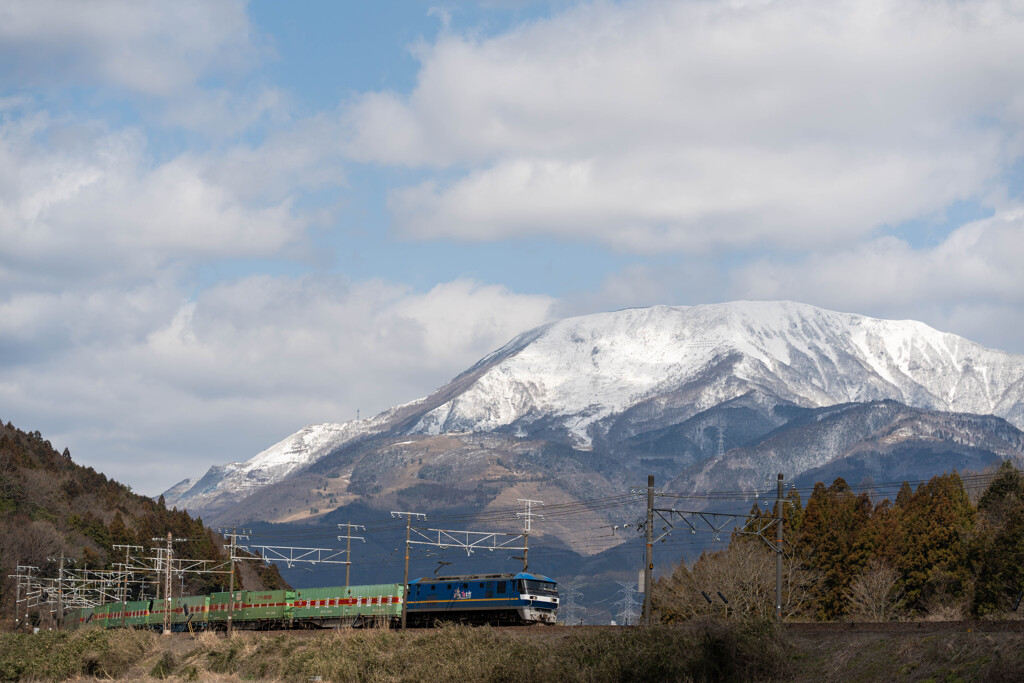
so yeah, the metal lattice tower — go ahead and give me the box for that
[558,579,585,625]
[614,580,640,626]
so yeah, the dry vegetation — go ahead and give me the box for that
[3,621,1024,682]
[0,621,786,682]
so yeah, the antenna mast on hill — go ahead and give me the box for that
[716,415,726,458]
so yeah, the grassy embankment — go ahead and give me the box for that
[1,620,1022,682]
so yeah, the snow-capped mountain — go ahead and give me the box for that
[412,301,1024,440]
[164,301,1024,518]
[164,421,379,513]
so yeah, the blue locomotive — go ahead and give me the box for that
[405,571,559,626]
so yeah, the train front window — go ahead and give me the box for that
[521,580,558,597]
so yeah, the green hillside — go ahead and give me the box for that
[0,420,287,630]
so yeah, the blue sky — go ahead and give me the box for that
[1,0,1023,494]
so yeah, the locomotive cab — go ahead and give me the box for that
[406,571,559,626]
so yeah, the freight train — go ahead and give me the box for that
[62,572,558,631]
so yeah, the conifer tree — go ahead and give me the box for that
[973,461,1024,616]
[796,478,872,619]
[896,472,975,612]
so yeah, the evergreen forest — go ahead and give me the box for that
[655,463,1024,622]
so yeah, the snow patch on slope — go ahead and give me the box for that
[164,420,380,512]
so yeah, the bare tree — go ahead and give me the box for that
[655,538,818,622]
[846,559,902,622]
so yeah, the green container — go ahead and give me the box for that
[238,589,294,622]
[170,595,209,627]
[207,591,241,624]
[207,590,291,627]
[63,608,84,631]
[90,603,119,629]
[293,584,403,622]
[147,597,175,628]
[125,600,150,627]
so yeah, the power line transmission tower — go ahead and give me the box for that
[558,579,585,625]
[215,527,353,636]
[614,580,640,626]
[517,498,543,572]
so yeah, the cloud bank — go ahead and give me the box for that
[345,0,1024,251]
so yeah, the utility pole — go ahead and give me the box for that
[643,475,654,625]
[776,472,784,623]
[163,533,173,635]
[148,534,194,636]
[637,473,787,622]
[58,554,65,631]
[336,523,365,587]
[114,545,142,628]
[13,561,21,631]
[219,527,250,639]
[516,499,543,573]
[17,566,38,631]
[46,553,73,631]
[391,511,426,629]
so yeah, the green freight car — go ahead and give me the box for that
[170,595,209,631]
[64,607,89,631]
[207,590,238,629]
[144,596,208,631]
[206,590,295,630]
[147,597,172,629]
[236,589,295,628]
[293,584,403,628]
[124,600,151,628]
[91,602,122,629]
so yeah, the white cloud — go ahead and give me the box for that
[344,0,1024,251]
[0,276,554,493]
[726,207,1024,351]
[0,110,345,284]
[0,0,256,97]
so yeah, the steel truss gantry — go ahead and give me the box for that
[232,545,351,568]
[407,528,528,556]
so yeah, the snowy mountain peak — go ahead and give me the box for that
[410,301,1023,445]
[163,420,379,512]
[163,301,1024,517]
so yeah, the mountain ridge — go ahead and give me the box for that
[163,301,1024,525]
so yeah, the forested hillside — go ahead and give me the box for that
[655,463,1024,622]
[0,420,287,629]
